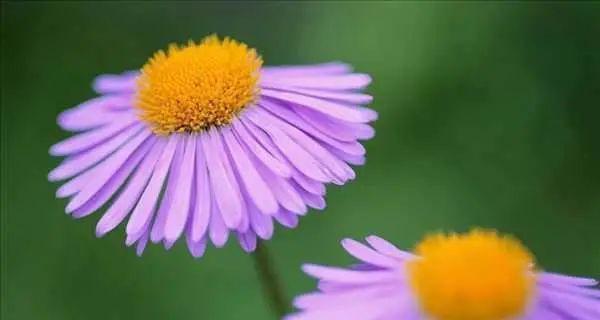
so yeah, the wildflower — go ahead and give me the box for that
[289,229,600,320]
[49,35,376,257]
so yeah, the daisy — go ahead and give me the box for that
[48,35,376,257]
[288,229,600,320]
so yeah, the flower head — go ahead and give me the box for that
[288,229,600,320]
[49,35,376,257]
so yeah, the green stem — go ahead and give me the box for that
[252,241,288,318]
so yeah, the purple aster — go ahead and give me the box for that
[288,229,600,320]
[48,35,376,257]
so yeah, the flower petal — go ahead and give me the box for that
[123,136,179,238]
[222,127,278,215]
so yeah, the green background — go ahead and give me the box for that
[2,2,600,319]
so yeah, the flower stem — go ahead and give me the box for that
[252,241,288,318]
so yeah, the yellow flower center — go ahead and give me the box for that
[136,35,262,134]
[407,229,536,320]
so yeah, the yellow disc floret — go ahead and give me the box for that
[136,35,262,134]
[407,229,536,320]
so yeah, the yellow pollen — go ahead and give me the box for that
[407,229,536,320]
[136,35,262,134]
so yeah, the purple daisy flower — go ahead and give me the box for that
[48,35,376,257]
[288,229,600,320]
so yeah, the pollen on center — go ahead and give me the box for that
[407,229,536,320]
[136,35,262,135]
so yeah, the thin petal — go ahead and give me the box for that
[261,63,352,78]
[201,129,243,229]
[274,210,299,228]
[293,104,375,141]
[365,235,416,261]
[245,109,330,183]
[341,238,403,268]
[57,95,134,131]
[150,136,185,243]
[291,169,326,196]
[249,203,274,240]
[208,194,229,247]
[302,264,402,285]
[261,89,376,123]
[124,136,179,238]
[65,129,152,213]
[232,118,292,178]
[164,135,196,242]
[261,74,371,90]
[94,138,166,236]
[260,99,366,156]
[50,113,137,156]
[256,107,354,183]
[49,123,143,181]
[190,138,211,242]
[92,71,138,94]
[261,83,372,104]
[255,160,307,215]
[186,236,207,259]
[237,231,257,253]
[222,127,278,215]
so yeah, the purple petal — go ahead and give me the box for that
[123,136,179,238]
[150,137,185,243]
[256,107,354,183]
[232,118,293,178]
[539,288,600,319]
[341,238,402,268]
[222,127,278,215]
[302,264,402,285]
[291,169,326,196]
[189,138,211,242]
[186,236,207,258]
[56,169,92,198]
[249,203,274,240]
[255,160,307,215]
[70,137,156,218]
[57,95,134,131]
[237,231,257,253]
[208,194,229,247]
[365,236,416,261]
[274,210,299,228]
[260,99,366,156]
[538,272,599,287]
[261,84,372,105]
[164,135,196,242]
[65,129,152,213]
[261,74,371,91]
[261,89,376,124]
[297,188,326,210]
[92,71,138,94]
[49,123,143,181]
[245,109,330,183]
[94,138,166,236]
[293,105,375,141]
[201,129,243,229]
[261,63,352,78]
[135,230,150,257]
[50,113,137,156]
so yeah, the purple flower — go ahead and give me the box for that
[288,229,600,320]
[48,35,376,257]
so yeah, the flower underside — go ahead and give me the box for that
[136,35,262,135]
[408,229,536,320]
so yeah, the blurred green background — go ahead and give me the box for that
[2,2,600,319]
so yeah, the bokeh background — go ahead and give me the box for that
[2,2,600,319]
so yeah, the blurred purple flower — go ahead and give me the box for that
[288,230,600,320]
[48,36,376,258]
